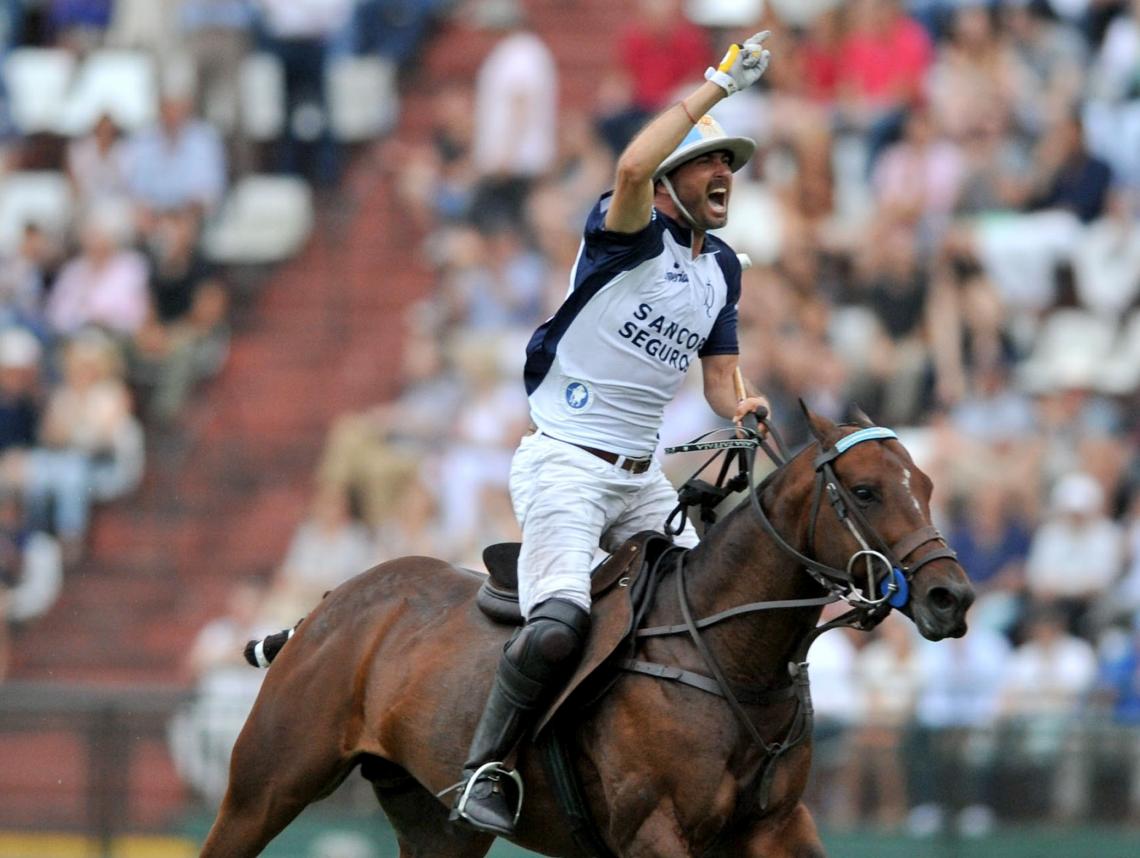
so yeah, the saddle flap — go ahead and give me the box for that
[534,532,677,737]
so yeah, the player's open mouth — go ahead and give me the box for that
[707,188,728,216]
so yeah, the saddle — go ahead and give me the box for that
[476,530,680,735]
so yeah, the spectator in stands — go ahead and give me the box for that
[371,465,454,560]
[123,88,228,226]
[926,2,1021,143]
[469,7,557,231]
[1091,613,1140,823]
[0,327,42,460]
[1106,491,1140,625]
[351,0,444,71]
[999,601,1098,821]
[835,0,933,161]
[253,0,354,185]
[617,0,709,115]
[801,605,860,828]
[836,614,924,829]
[1025,470,1124,635]
[177,0,257,172]
[1003,0,1088,135]
[130,206,229,423]
[49,0,112,53]
[261,482,377,626]
[1088,0,1140,102]
[23,331,145,561]
[45,205,150,341]
[849,224,934,424]
[908,624,1011,837]
[65,113,133,209]
[0,224,58,339]
[169,577,273,802]
[0,489,63,682]
[946,477,1031,636]
[871,104,965,246]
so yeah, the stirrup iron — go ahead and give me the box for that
[454,761,525,827]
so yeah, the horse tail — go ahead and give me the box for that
[244,621,301,668]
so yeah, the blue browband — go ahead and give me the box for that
[833,426,898,454]
[813,426,899,470]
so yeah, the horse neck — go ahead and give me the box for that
[678,460,827,685]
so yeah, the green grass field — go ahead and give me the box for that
[5,811,1134,858]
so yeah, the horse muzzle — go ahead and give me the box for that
[912,576,974,641]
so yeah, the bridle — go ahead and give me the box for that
[666,419,958,626]
[620,416,961,811]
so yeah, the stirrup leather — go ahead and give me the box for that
[454,761,525,827]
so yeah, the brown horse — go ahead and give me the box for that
[200,408,973,857]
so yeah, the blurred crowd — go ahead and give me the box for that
[63,0,1129,833]
[0,0,454,681]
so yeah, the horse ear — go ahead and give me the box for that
[799,399,842,449]
[849,404,875,428]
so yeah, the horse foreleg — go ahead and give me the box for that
[735,802,826,858]
[363,758,494,858]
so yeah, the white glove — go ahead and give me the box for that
[705,31,771,96]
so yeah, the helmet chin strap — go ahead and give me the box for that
[659,174,701,231]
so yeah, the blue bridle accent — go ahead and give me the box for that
[833,426,898,455]
[879,568,910,608]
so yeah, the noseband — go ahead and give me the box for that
[668,423,958,619]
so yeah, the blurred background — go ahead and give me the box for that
[0,0,1138,855]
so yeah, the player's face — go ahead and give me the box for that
[671,150,734,230]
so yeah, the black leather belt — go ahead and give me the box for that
[531,429,653,475]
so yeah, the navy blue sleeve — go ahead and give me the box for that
[699,245,741,357]
[577,192,664,283]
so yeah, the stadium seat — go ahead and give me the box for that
[326,56,398,142]
[3,48,77,134]
[0,171,74,254]
[239,53,286,142]
[57,49,158,135]
[1094,309,1140,396]
[1016,308,1118,393]
[203,175,314,265]
[685,0,766,27]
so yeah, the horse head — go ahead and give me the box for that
[798,405,974,641]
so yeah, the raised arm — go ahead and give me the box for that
[604,32,772,234]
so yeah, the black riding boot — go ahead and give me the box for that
[450,598,590,836]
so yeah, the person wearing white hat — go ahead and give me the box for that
[450,33,774,836]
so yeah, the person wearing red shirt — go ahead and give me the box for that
[617,0,711,112]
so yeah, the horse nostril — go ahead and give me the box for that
[928,586,958,614]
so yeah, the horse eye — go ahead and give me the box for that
[852,486,876,504]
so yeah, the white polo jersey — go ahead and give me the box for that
[524,193,742,458]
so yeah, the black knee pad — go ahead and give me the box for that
[503,598,590,689]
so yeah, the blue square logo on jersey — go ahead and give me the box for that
[565,381,590,410]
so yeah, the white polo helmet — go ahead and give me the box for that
[654,114,757,179]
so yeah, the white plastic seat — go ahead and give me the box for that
[1094,309,1140,395]
[1016,308,1118,393]
[203,175,314,265]
[239,53,286,141]
[326,55,398,142]
[685,0,766,27]
[58,49,158,135]
[0,171,74,254]
[3,48,77,134]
